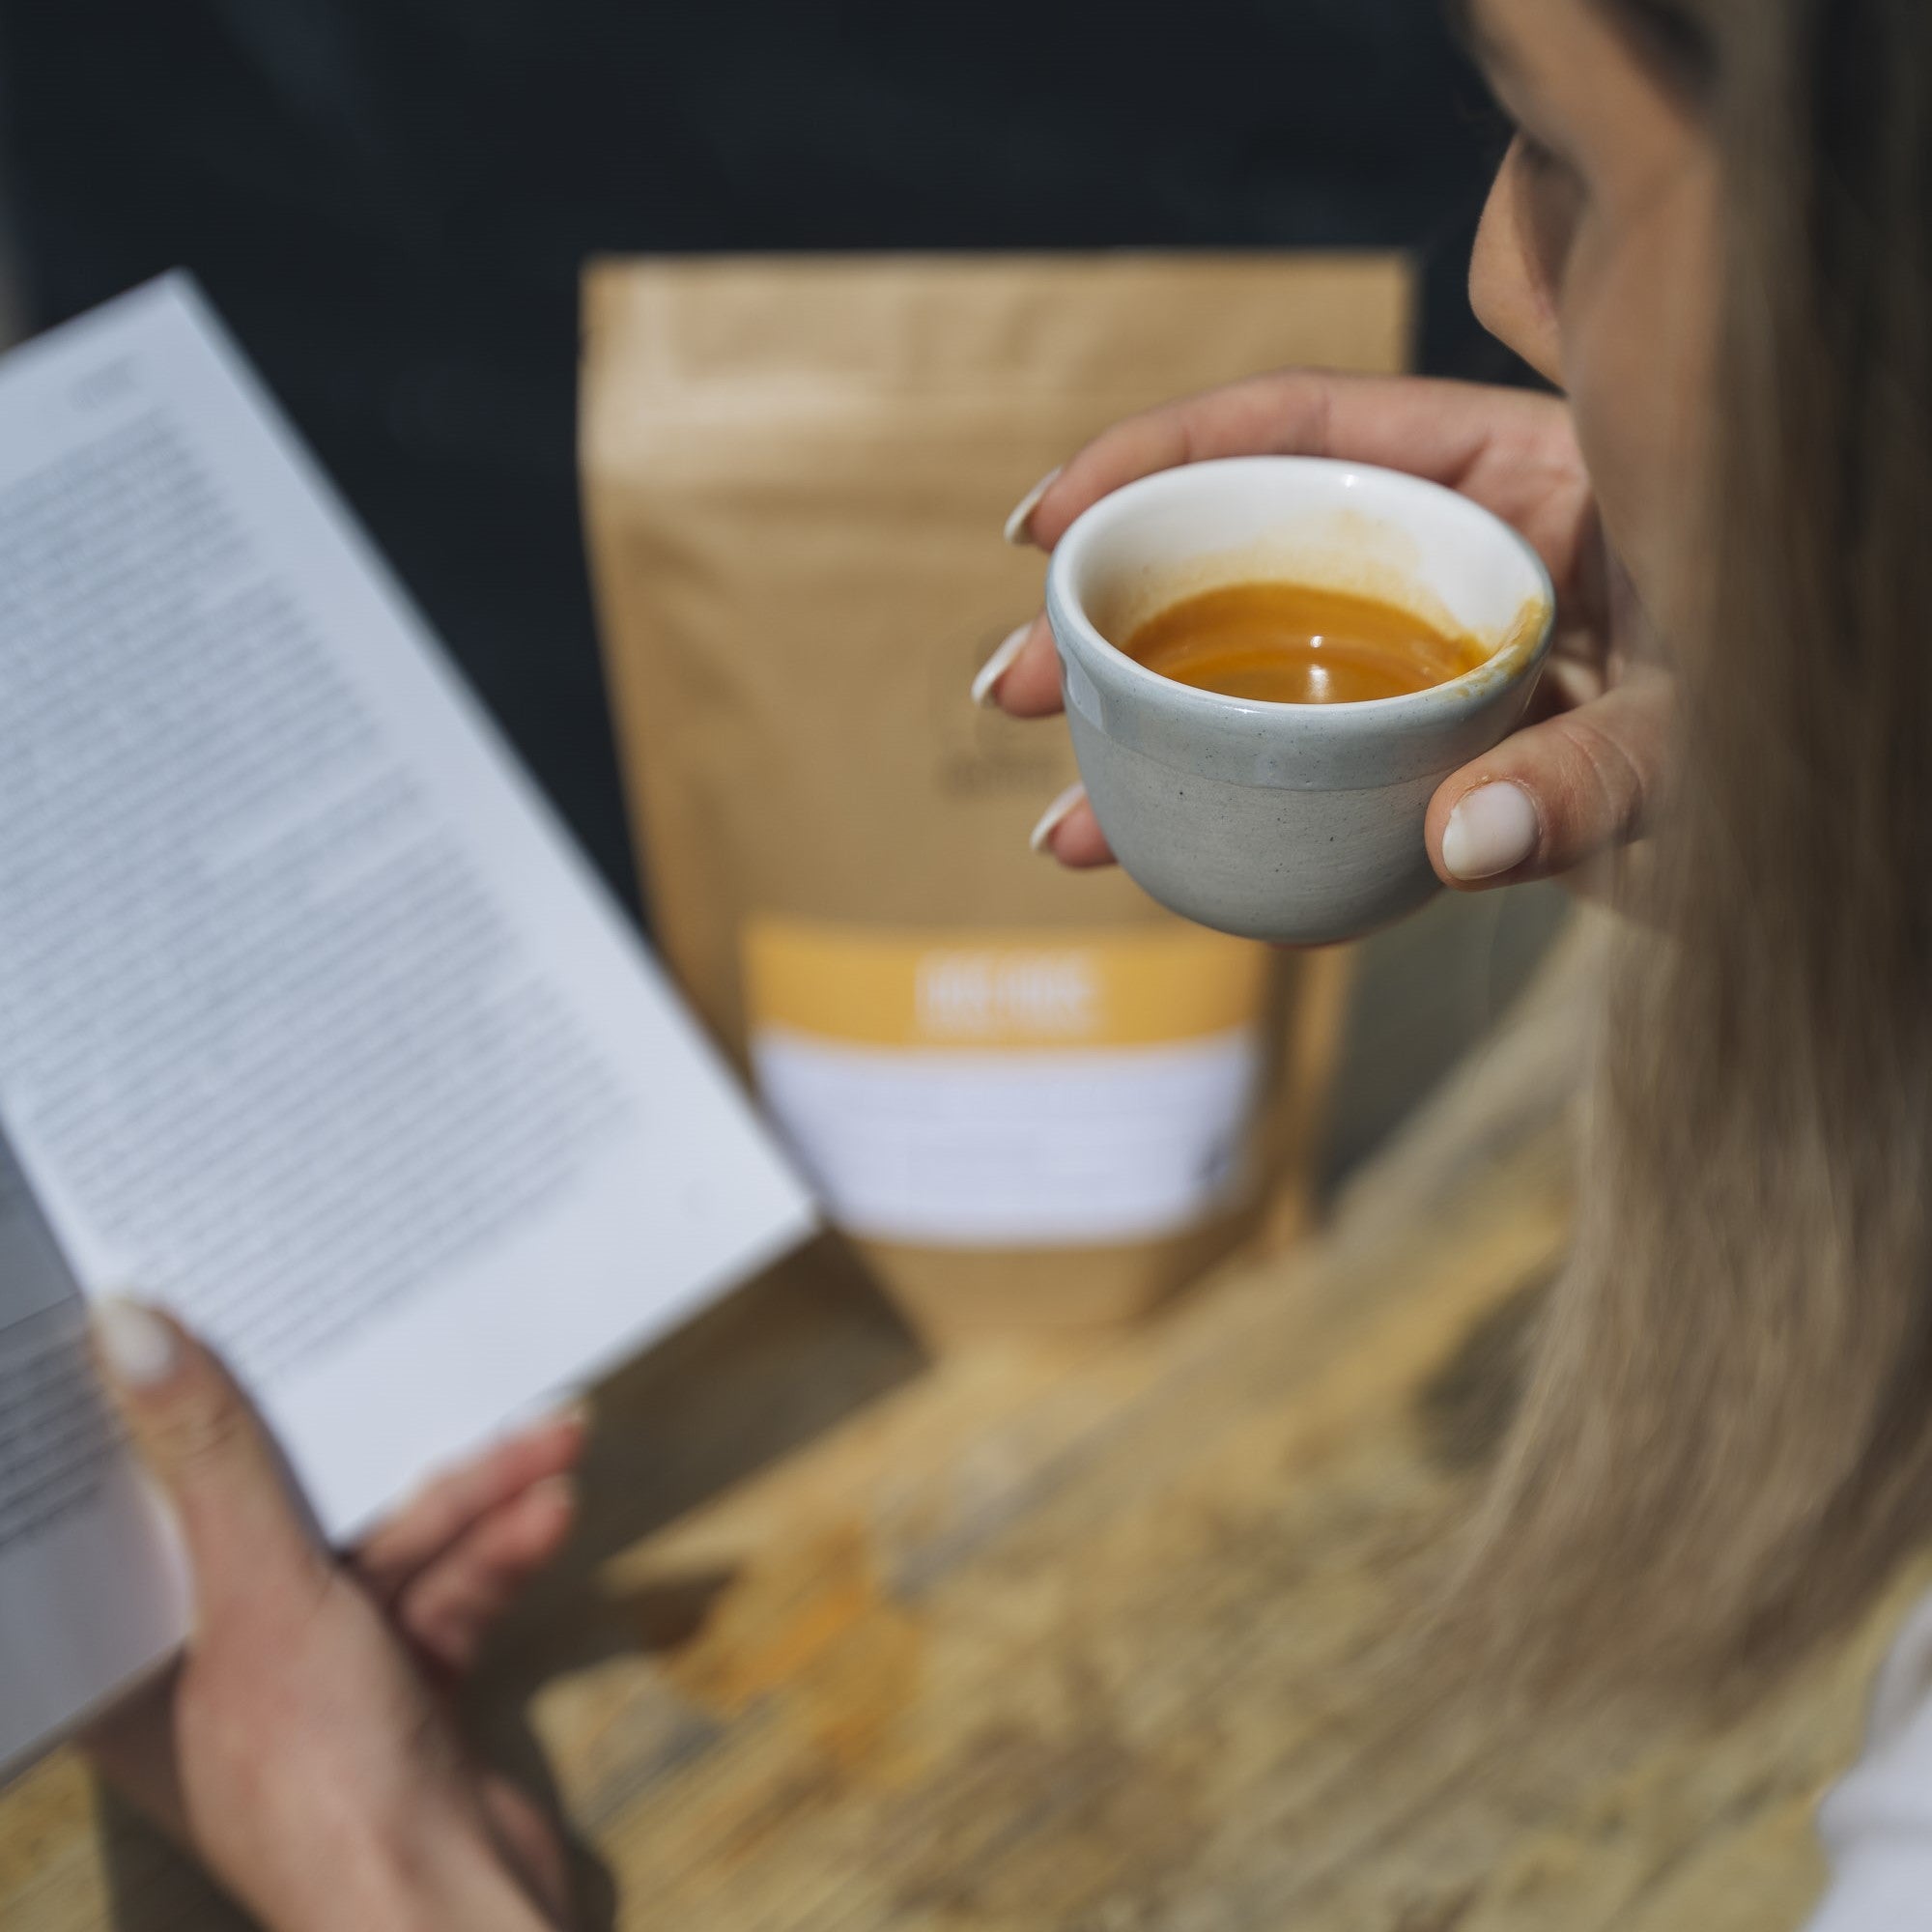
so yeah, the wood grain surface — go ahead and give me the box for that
[3,924,1917,1930]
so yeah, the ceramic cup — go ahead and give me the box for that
[1044,456,1557,946]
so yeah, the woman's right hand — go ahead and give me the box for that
[83,1303,574,1932]
[982,370,1671,894]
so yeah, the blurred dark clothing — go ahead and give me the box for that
[0,0,1513,915]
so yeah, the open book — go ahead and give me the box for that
[0,278,816,1782]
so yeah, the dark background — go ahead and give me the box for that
[0,0,1515,918]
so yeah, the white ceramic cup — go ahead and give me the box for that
[1044,456,1557,946]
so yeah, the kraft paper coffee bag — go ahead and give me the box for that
[581,252,1411,1344]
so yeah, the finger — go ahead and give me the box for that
[1031,789,1116,870]
[980,612,1063,718]
[1010,371,1574,555]
[1428,668,1674,890]
[480,1775,573,1926]
[91,1300,327,1623]
[354,1409,588,1610]
[396,1477,578,1677]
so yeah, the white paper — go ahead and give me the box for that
[0,276,814,1780]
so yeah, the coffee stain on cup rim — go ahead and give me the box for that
[1469,590,1557,686]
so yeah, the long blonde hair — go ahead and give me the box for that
[1465,0,1932,1690]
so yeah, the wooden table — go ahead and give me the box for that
[2,928,1916,1930]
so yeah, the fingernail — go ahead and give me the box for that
[523,1474,580,1533]
[1442,781,1540,881]
[1030,781,1087,857]
[555,1398,595,1434]
[971,623,1033,708]
[1003,468,1062,547]
[93,1297,179,1389]
[533,1474,579,1514]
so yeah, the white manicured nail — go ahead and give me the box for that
[972,624,1033,708]
[1442,782,1540,881]
[525,1473,579,1520]
[93,1298,179,1388]
[1030,781,1087,856]
[1003,468,1062,547]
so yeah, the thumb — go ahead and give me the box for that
[1427,668,1674,890]
[92,1299,327,1622]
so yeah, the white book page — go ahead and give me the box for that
[0,275,815,1776]
[0,1128,188,1786]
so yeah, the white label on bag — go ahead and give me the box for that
[743,923,1272,1249]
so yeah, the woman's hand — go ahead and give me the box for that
[82,1301,581,1932]
[982,369,1671,893]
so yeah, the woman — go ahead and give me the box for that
[87,0,1932,1924]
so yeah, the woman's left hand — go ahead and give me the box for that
[82,1301,582,1932]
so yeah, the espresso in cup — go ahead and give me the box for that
[1122,580,1490,705]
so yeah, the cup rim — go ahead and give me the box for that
[1045,455,1558,728]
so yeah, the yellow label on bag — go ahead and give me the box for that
[743,921,1272,1248]
[744,923,1268,1051]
